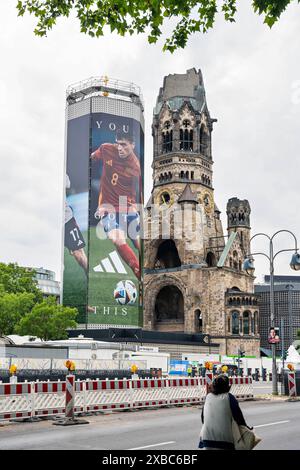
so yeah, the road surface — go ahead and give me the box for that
[0,398,299,450]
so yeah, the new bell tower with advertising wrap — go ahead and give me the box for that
[62,77,144,328]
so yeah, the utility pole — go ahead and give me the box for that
[281,317,285,395]
[243,229,300,395]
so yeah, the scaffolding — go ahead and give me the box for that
[66,76,144,111]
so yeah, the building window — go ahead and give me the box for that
[201,174,211,186]
[180,120,193,151]
[251,315,255,335]
[195,309,202,332]
[233,250,239,270]
[254,311,258,334]
[200,125,210,157]
[231,311,239,335]
[243,311,250,335]
[162,121,173,153]
[206,252,216,267]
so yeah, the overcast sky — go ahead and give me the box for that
[0,1,300,283]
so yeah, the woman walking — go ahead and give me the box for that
[198,374,251,450]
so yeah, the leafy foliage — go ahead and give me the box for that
[16,0,295,51]
[0,292,35,336]
[0,263,42,303]
[0,262,78,340]
[15,297,78,341]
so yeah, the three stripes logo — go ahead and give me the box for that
[93,250,128,274]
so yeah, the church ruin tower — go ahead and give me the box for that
[226,197,251,267]
[146,68,223,268]
[143,69,260,357]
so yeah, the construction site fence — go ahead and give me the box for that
[0,376,253,422]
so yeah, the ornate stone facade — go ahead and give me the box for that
[143,68,260,357]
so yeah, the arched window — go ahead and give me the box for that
[200,125,210,157]
[243,311,250,335]
[180,119,193,150]
[239,211,245,222]
[155,286,184,324]
[200,125,206,153]
[180,170,185,179]
[206,252,216,267]
[233,251,239,270]
[155,240,181,269]
[231,311,239,335]
[162,121,173,153]
[254,311,258,334]
[195,309,202,332]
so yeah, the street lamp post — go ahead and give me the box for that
[243,230,300,395]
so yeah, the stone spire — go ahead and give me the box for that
[178,184,198,204]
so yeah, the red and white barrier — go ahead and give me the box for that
[288,371,297,397]
[229,376,254,399]
[83,379,132,412]
[33,381,66,418]
[0,382,32,421]
[132,378,169,409]
[0,376,254,422]
[168,377,205,405]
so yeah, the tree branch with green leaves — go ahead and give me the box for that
[16,0,295,52]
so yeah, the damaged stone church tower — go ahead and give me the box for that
[144,68,260,357]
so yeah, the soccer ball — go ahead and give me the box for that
[114,280,137,305]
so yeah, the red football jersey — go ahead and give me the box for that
[93,143,141,212]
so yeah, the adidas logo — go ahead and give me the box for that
[93,250,128,274]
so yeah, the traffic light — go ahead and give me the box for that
[282,350,287,360]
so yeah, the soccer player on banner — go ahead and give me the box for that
[64,174,95,313]
[91,129,142,279]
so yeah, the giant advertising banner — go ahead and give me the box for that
[63,115,90,323]
[63,108,144,327]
